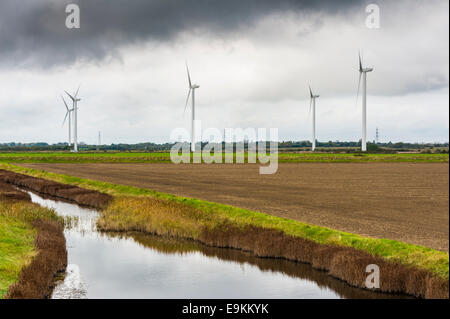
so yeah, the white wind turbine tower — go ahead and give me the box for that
[61,96,73,146]
[184,63,200,152]
[64,86,81,152]
[308,85,320,151]
[97,131,101,152]
[356,52,374,152]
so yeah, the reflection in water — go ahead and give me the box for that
[52,264,87,299]
[25,190,410,299]
[126,233,410,299]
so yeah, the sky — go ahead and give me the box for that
[0,0,448,144]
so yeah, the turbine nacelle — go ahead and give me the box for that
[64,91,81,102]
[360,67,374,73]
[359,52,373,73]
[309,85,319,99]
[185,63,200,89]
[184,63,200,113]
[356,52,373,107]
[307,85,319,119]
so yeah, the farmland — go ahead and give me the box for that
[1,152,448,298]
[7,161,449,251]
[0,151,448,164]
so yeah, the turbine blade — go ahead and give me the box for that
[61,96,69,111]
[62,111,69,127]
[184,89,191,114]
[309,85,313,99]
[65,90,75,102]
[307,98,312,122]
[355,72,362,109]
[186,62,192,88]
[74,85,81,98]
[359,51,363,72]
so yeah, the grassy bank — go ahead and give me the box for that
[0,210,35,297]
[1,163,448,284]
[0,151,448,164]
[0,183,66,299]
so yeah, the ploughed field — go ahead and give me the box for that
[21,162,449,251]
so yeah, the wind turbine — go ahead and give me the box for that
[64,86,81,152]
[61,96,73,146]
[184,63,200,152]
[308,85,320,151]
[97,131,101,152]
[356,52,374,152]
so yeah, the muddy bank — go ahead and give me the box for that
[0,181,67,299]
[0,169,112,209]
[0,181,31,202]
[1,169,448,299]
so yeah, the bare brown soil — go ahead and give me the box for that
[20,162,449,251]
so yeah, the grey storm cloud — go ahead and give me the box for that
[0,0,366,68]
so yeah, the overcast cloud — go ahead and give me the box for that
[0,0,448,144]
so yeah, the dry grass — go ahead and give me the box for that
[97,196,218,238]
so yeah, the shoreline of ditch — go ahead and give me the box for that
[0,182,67,299]
[0,168,448,299]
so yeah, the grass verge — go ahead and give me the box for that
[0,214,35,298]
[0,151,448,163]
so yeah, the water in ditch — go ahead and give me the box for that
[26,190,407,299]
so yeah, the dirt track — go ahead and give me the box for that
[21,163,449,251]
